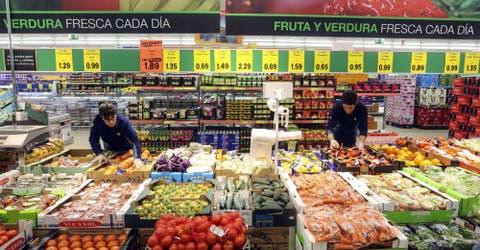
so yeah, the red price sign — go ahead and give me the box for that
[140,40,163,73]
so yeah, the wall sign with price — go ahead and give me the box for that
[214,50,231,72]
[262,50,279,72]
[347,51,364,73]
[288,50,304,73]
[410,52,427,73]
[83,49,101,72]
[314,51,330,73]
[236,50,253,72]
[377,51,393,73]
[55,49,73,71]
[139,40,163,73]
[464,52,480,74]
[163,50,180,72]
[444,52,460,74]
[194,50,211,72]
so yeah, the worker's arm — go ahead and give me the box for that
[326,103,340,149]
[89,116,103,156]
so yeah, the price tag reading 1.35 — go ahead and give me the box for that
[163,50,180,72]
[444,52,460,74]
[464,52,480,74]
[55,49,73,71]
[236,50,253,72]
[83,49,101,72]
[288,50,304,73]
[348,51,364,73]
[214,50,231,72]
[262,50,279,72]
[377,51,393,73]
[314,51,330,73]
[411,52,427,73]
[194,50,211,72]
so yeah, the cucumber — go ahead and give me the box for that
[226,192,234,210]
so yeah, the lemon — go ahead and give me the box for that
[431,158,441,166]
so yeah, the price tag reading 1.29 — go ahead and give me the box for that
[444,52,460,74]
[236,50,253,72]
[214,50,231,72]
[163,50,180,72]
[464,52,480,74]
[347,51,364,73]
[314,51,330,73]
[55,49,73,71]
[194,50,211,72]
[288,50,304,73]
[83,49,101,72]
[411,52,427,73]
[377,51,393,73]
[262,50,279,72]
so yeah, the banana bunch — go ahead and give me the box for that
[120,0,220,11]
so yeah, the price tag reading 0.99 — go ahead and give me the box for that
[85,62,100,70]
[378,64,391,71]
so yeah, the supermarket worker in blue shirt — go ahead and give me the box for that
[89,101,144,168]
[326,90,368,149]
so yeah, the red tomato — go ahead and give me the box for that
[196,242,208,250]
[0,240,5,246]
[168,243,178,250]
[229,212,240,220]
[152,246,163,250]
[175,226,185,236]
[155,228,168,239]
[177,243,186,250]
[194,232,206,243]
[211,243,222,250]
[0,231,6,236]
[155,220,166,229]
[180,234,193,245]
[226,227,238,241]
[234,235,246,248]
[185,242,196,250]
[206,232,217,245]
[166,227,177,237]
[195,222,209,233]
[147,235,160,247]
[161,235,173,248]
[0,236,9,242]
[223,240,235,250]
[5,229,17,239]
[183,224,193,234]
[211,215,221,225]
[220,218,230,226]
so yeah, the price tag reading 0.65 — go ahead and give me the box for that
[238,63,252,70]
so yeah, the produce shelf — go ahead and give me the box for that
[293,87,334,91]
[130,120,198,125]
[200,86,262,91]
[334,92,399,97]
[199,119,327,125]
[137,86,197,91]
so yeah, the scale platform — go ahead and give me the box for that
[0,125,49,150]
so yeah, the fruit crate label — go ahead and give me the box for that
[464,52,480,74]
[236,49,253,72]
[194,49,211,72]
[163,50,180,72]
[83,49,101,72]
[262,50,279,72]
[214,49,231,72]
[411,52,427,73]
[377,51,393,73]
[288,50,304,73]
[348,51,364,73]
[55,49,73,72]
[444,52,460,74]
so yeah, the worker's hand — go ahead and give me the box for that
[133,158,144,169]
[356,141,364,150]
[330,139,340,149]
[94,154,108,165]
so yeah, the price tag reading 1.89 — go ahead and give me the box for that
[236,50,253,72]
[262,50,279,72]
[194,50,211,72]
[83,49,101,72]
[411,52,427,73]
[347,51,364,73]
[55,49,73,72]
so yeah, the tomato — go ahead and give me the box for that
[194,232,206,243]
[161,235,173,248]
[152,246,163,250]
[155,228,168,239]
[223,240,235,250]
[0,235,9,242]
[211,215,221,225]
[185,242,196,250]
[196,242,208,250]
[0,231,6,236]
[206,232,217,245]
[234,234,246,248]
[0,240,5,246]
[147,235,160,247]
[229,212,240,220]
[156,220,166,229]
[175,226,185,236]
[195,222,209,233]
[183,224,194,234]
[180,234,193,245]
[211,243,222,250]
[166,227,177,237]
[168,243,178,250]
[220,218,230,226]
[177,243,186,250]
[226,227,238,241]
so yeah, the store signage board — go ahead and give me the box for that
[236,50,253,72]
[55,49,73,71]
[348,51,364,73]
[377,51,393,73]
[411,52,427,73]
[262,50,279,72]
[214,50,231,72]
[139,40,163,73]
[194,50,211,72]
[464,52,480,74]
[4,49,36,71]
[83,49,101,72]
[288,50,304,73]
[314,51,330,73]
[444,52,460,74]
[163,50,180,72]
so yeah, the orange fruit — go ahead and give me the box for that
[93,235,105,243]
[69,235,81,242]
[82,241,94,248]
[57,240,69,248]
[110,246,120,250]
[56,234,68,242]
[58,247,70,250]
[82,235,93,242]
[118,234,128,244]
[70,241,82,248]
[95,241,107,249]
[45,247,58,250]
[105,234,117,242]
[46,239,57,247]
[107,240,119,248]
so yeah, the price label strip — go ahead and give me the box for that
[194,50,211,72]
[83,49,101,72]
[139,40,163,73]
[348,51,364,73]
[288,50,304,73]
[314,51,330,73]
[236,50,253,72]
[411,52,427,73]
[262,50,279,72]
[377,51,393,73]
[163,50,180,72]
[464,52,480,74]
[55,49,73,72]
[214,50,231,72]
[444,52,460,74]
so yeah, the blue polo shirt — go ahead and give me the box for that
[89,114,141,158]
[326,101,368,146]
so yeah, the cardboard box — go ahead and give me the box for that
[87,165,152,183]
[248,227,291,250]
[1,220,33,250]
[368,121,378,130]
[182,172,214,183]
[150,172,182,183]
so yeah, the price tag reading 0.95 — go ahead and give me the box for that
[349,64,362,71]
[445,64,459,72]
[347,51,364,73]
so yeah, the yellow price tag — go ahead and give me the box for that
[26,83,32,90]
[464,52,480,74]
[214,50,231,72]
[348,51,364,73]
[314,51,330,73]
[194,50,211,72]
[236,50,253,72]
[377,51,393,73]
[411,52,427,73]
[39,84,44,91]
[83,49,101,72]
[163,50,180,72]
[444,52,460,74]
[55,49,73,72]
[288,50,304,73]
[262,50,278,72]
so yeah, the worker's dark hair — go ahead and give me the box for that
[341,90,358,105]
[98,101,117,119]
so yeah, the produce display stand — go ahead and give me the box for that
[3,220,33,250]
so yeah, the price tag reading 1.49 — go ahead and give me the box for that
[83,49,101,72]
[444,52,460,74]
[464,52,480,74]
[55,49,73,72]
[194,50,211,72]
[288,50,304,73]
[347,51,364,73]
[411,52,427,73]
[214,50,231,72]
[314,51,330,73]
[163,50,180,72]
[262,50,279,72]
